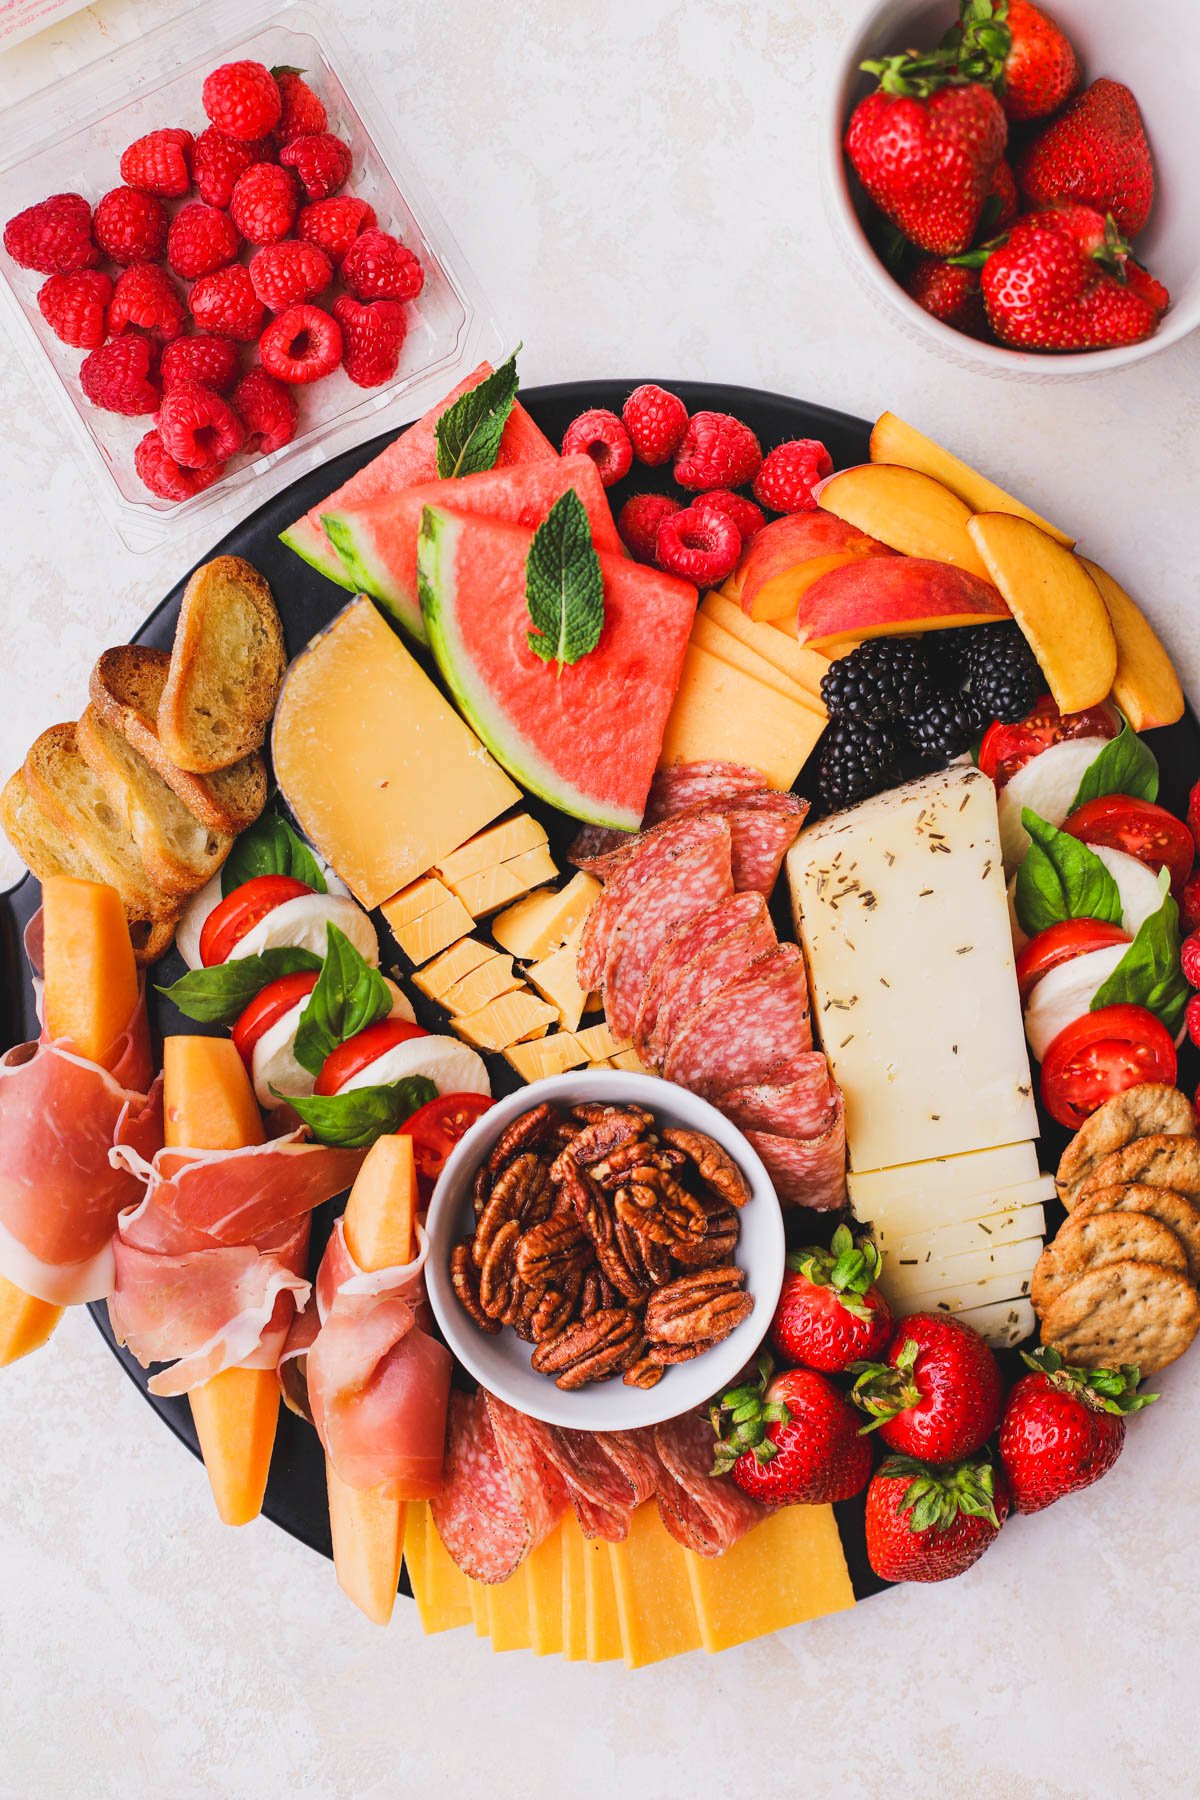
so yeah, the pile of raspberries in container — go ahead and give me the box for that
[2,60,424,504]
[562,388,833,588]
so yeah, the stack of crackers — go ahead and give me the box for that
[1033,1083,1200,1375]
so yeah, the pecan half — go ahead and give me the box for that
[662,1128,751,1208]
[511,1284,541,1344]
[644,1266,753,1356]
[531,1286,578,1342]
[615,1212,673,1288]
[450,1241,501,1334]
[516,1212,591,1293]
[578,1268,603,1318]
[474,1152,551,1266]
[487,1102,561,1173]
[669,1193,740,1268]
[530,1308,640,1389]
[592,1224,652,1305]
[559,1159,616,1248]
[554,1108,654,1175]
[479,1218,522,1323]
[471,1163,492,1223]
[623,1349,664,1389]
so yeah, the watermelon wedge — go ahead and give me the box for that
[320,455,624,642]
[418,507,697,830]
[279,361,558,585]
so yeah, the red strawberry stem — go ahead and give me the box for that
[787,1223,882,1324]
[880,1451,1002,1533]
[710,1352,790,1475]
[850,1334,921,1431]
[861,2,1014,98]
[1020,1345,1157,1414]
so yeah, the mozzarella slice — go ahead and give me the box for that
[229,893,378,965]
[252,980,415,1110]
[997,737,1111,873]
[177,872,224,970]
[1023,943,1128,1062]
[339,1033,491,1099]
[1090,844,1167,938]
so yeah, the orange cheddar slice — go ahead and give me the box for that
[485,1570,533,1652]
[422,1505,473,1633]
[582,1533,623,1662]
[469,1575,490,1637]
[560,1511,589,1661]
[524,1525,564,1656]
[607,1503,702,1668]
[684,1506,854,1652]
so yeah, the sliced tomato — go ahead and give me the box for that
[400,1092,494,1197]
[200,874,314,966]
[1063,794,1195,896]
[231,970,320,1068]
[978,696,1118,789]
[1040,1003,1177,1131]
[1015,918,1131,1003]
[314,1017,428,1096]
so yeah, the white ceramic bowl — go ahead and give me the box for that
[424,1071,785,1432]
[827,0,1200,377]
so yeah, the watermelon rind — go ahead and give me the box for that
[417,506,641,833]
[321,511,427,642]
[278,515,356,588]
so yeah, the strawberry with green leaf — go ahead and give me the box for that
[982,203,1168,351]
[770,1224,892,1373]
[866,1453,1010,1583]
[851,1311,1003,1462]
[710,1355,872,1506]
[951,0,1079,124]
[998,1347,1157,1513]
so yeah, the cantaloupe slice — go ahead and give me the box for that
[162,1033,263,1153]
[0,1278,63,1366]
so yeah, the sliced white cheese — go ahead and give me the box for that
[339,1032,490,1098]
[862,1170,1056,1246]
[177,859,350,969]
[1023,943,1128,1062]
[890,1264,1035,1318]
[880,1234,1044,1305]
[229,893,378,966]
[950,1294,1037,1349]
[891,1202,1047,1262]
[253,979,414,1110]
[1090,844,1167,938]
[996,737,1110,873]
[848,1142,1041,1216]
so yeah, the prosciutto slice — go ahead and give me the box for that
[653,1411,771,1557]
[663,944,812,1098]
[602,819,733,1041]
[431,1389,565,1582]
[303,1220,452,1497]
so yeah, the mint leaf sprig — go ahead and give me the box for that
[525,489,605,672]
[435,348,521,479]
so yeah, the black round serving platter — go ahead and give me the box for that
[3,379,1197,1610]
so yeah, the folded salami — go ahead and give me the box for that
[432,1389,565,1583]
[720,790,808,894]
[653,1411,770,1557]
[742,1122,848,1211]
[662,944,812,1098]
[487,1396,648,1542]
[717,1052,844,1140]
[639,893,777,1070]
[602,818,733,1041]
[578,812,735,992]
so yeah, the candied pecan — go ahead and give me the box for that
[592,1224,652,1304]
[588,1140,663,1190]
[512,1284,541,1344]
[488,1102,561,1173]
[471,1163,492,1223]
[554,1108,655,1174]
[516,1212,591,1293]
[662,1127,751,1208]
[615,1212,673,1288]
[623,1350,664,1389]
[569,1101,651,1127]
[578,1268,603,1317]
[644,1266,753,1355]
[473,1152,551,1265]
[479,1218,522,1323]
[532,1286,577,1341]
[530,1307,640,1389]
[558,1158,616,1248]
[450,1241,501,1334]
[648,1340,708,1365]
[670,1193,739,1268]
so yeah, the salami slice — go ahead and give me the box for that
[430,1390,534,1582]
[485,1397,653,1542]
[569,764,765,871]
[651,907,784,1072]
[653,1411,770,1557]
[482,1392,569,1546]
[742,1120,847,1210]
[578,813,733,992]
[721,791,809,894]
[717,1051,843,1140]
[663,944,812,1098]
[592,1427,662,1509]
[602,819,733,1042]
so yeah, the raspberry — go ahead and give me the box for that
[202,61,282,142]
[333,295,407,387]
[108,264,187,342]
[693,488,766,545]
[674,411,762,491]
[1187,992,1200,1050]
[119,128,194,198]
[194,127,272,208]
[1183,871,1200,936]
[80,335,160,415]
[1183,929,1200,991]
[617,493,681,563]
[259,302,342,383]
[561,409,633,488]
[278,132,351,200]
[230,163,298,246]
[232,366,298,454]
[622,384,688,466]
[752,438,833,514]
[1189,781,1200,854]
[249,239,333,311]
[5,192,99,275]
[340,228,424,302]
[273,68,328,144]
[655,505,741,587]
[296,195,376,265]
[37,270,111,348]
[157,379,245,470]
[189,263,265,342]
[93,186,168,265]
[160,334,240,395]
[167,202,238,281]
[135,429,222,502]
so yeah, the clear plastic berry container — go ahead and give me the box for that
[0,0,502,551]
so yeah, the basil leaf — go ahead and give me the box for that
[1071,720,1159,810]
[221,813,327,897]
[525,489,605,669]
[1015,808,1124,936]
[292,923,392,1077]
[435,349,520,480]
[157,947,322,1024]
[281,1076,438,1149]
[1091,894,1188,1035]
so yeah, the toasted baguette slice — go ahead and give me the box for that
[22,724,176,920]
[90,646,266,833]
[77,705,232,899]
[158,556,286,773]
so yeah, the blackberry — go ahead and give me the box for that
[906,692,983,765]
[922,627,974,691]
[815,717,903,810]
[820,637,934,724]
[962,624,1043,724]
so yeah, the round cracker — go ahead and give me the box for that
[1070,1183,1200,1284]
[1057,1084,1196,1208]
[1041,1261,1200,1376]
[1078,1134,1200,1208]
[1031,1211,1187,1314]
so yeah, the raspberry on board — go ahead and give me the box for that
[655,503,741,587]
[232,366,298,454]
[160,334,241,395]
[189,263,266,342]
[752,438,834,514]
[249,240,333,311]
[80,335,160,416]
[93,186,168,265]
[194,127,272,209]
[617,492,682,563]
[135,428,223,502]
[1183,872,1200,937]
[279,133,352,201]
[4,193,99,276]
[1183,929,1200,992]
[108,264,187,342]
[119,128,194,198]
[622,384,688,466]
[37,270,112,349]
[561,408,633,488]
[273,68,328,144]
[340,228,425,302]
[333,295,407,387]
[673,410,762,491]
[167,202,239,281]
[202,61,282,142]
[297,195,377,265]
[259,302,342,383]
[230,163,298,246]
[157,378,245,470]
[694,488,766,544]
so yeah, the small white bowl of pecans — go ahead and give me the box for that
[424,1071,786,1432]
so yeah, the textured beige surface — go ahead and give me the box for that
[2,1,1199,1794]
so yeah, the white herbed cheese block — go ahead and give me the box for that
[949,1294,1036,1350]
[788,765,1039,1172]
[880,1234,1043,1305]
[890,1201,1048,1261]
[865,1173,1055,1247]
[848,1141,1040,1217]
[889,1264,1036,1318]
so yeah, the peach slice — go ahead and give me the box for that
[1077,556,1184,732]
[967,514,1116,714]
[735,513,894,622]
[870,412,1075,548]
[796,557,1009,650]
[814,463,991,580]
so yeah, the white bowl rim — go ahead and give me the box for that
[424,1070,786,1433]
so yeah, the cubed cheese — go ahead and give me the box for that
[412,937,495,1003]
[574,1020,633,1062]
[381,874,453,932]
[527,944,591,1032]
[389,894,473,966]
[504,1033,589,1081]
[684,1507,854,1653]
[441,954,523,1016]
[492,873,601,961]
[609,1047,657,1076]
[450,844,561,918]
[659,641,826,791]
[453,990,559,1051]
[434,813,547,885]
